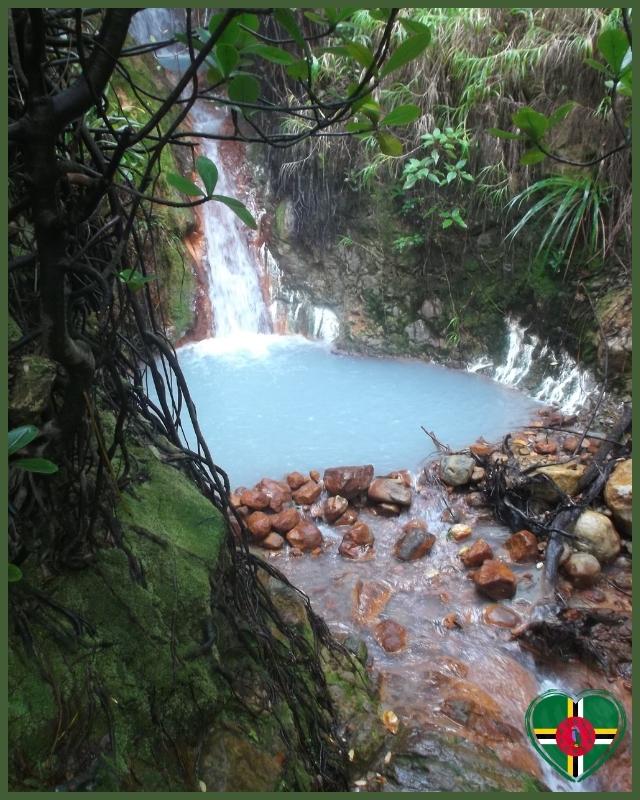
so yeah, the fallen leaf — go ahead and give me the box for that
[382,709,399,734]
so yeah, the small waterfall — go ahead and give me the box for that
[468,317,595,414]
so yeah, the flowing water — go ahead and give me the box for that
[131,11,630,791]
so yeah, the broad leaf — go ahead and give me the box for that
[382,104,421,126]
[548,101,576,127]
[216,43,238,76]
[489,127,524,140]
[196,156,219,196]
[228,74,261,105]
[376,132,403,156]
[211,194,257,228]
[274,8,305,48]
[380,31,431,77]
[399,18,431,35]
[512,107,549,140]
[520,148,547,166]
[346,120,374,134]
[208,13,241,46]
[117,269,156,292]
[243,44,296,66]
[598,28,630,76]
[357,99,381,122]
[584,57,609,74]
[344,42,375,70]
[167,173,205,197]
[13,457,59,474]
[286,60,310,80]
[9,425,38,456]
[8,564,22,583]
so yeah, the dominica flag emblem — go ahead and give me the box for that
[525,690,626,782]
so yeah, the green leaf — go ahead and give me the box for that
[399,18,432,35]
[382,103,421,126]
[441,218,454,229]
[13,457,59,474]
[446,171,456,183]
[243,44,296,66]
[304,11,326,25]
[167,173,205,197]
[548,101,576,127]
[117,269,156,292]
[216,43,238,76]
[380,31,431,77]
[286,60,310,80]
[208,13,241,46]
[228,74,261,105]
[210,195,257,228]
[236,13,259,32]
[584,57,609,74]
[196,156,219,196]
[512,107,549,140]
[346,120,374,134]
[207,66,224,84]
[598,28,630,76]
[9,425,38,456]
[375,132,403,156]
[520,148,547,166]
[489,127,524,141]
[357,99,381,122]
[618,69,632,97]
[451,209,467,228]
[274,8,305,48]
[344,42,375,70]
[8,564,22,583]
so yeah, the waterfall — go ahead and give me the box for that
[468,317,595,414]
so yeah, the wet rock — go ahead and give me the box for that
[335,508,358,526]
[470,440,493,459]
[449,523,472,542]
[257,478,291,512]
[466,491,488,509]
[490,452,508,466]
[604,459,632,536]
[531,463,586,500]
[470,467,486,483]
[402,519,427,534]
[230,489,245,509]
[386,469,413,487]
[286,520,323,552]
[324,495,348,523]
[473,560,517,599]
[246,511,272,540]
[339,539,373,560]
[562,435,580,453]
[309,469,321,482]
[440,455,476,487]
[344,521,374,546]
[482,604,522,628]
[373,502,402,517]
[405,318,443,347]
[339,521,374,559]
[459,538,493,568]
[533,438,557,456]
[260,532,285,550]
[394,528,435,562]
[269,508,300,534]
[368,477,412,507]
[240,489,270,510]
[292,480,322,505]
[573,509,621,563]
[374,619,407,652]
[504,530,538,562]
[352,579,392,624]
[323,464,374,499]
[443,612,462,630]
[286,471,308,490]
[561,552,601,588]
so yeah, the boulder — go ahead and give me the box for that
[440,455,476,487]
[269,508,300,534]
[260,533,285,551]
[286,520,323,552]
[394,528,435,561]
[473,560,517,599]
[292,480,322,505]
[323,465,374,498]
[324,495,348,523]
[246,511,272,540]
[531,463,586,500]
[470,467,486,483]
[240,489,270,511]
[286,471,308,490]
[419,297,443,320]
[572,510,621,563]
[504,530,538,563]
[257,478,292,512]
[352,579,392,624]
[335,508,358,527]
[374,619,407,653]
[385,469,413,487]
[604,459,632,536]
[459,538,493,568]
[368,477,412,507]
[470,440,493,459]
[449,524,472,542]
[561,552,601,588]
[309,469,321,482]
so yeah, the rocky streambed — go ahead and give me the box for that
[231,409,632,792]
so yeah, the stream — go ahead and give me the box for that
[132,10,631,792]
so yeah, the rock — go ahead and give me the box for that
[573,510,621,563]
[292,480,322,505]
[286,471,308,490]
[531,463,586,500]
[470,467,486,483]
[402,519,427,534]
[269,508,300,534]
[368,477,412,507]
[374,620,407,652]
[470,440,494,459]
[240,489,270,510]
[352,579,392,624]
[405,319,442,347]
[419,297,443,320]
[504,530,538,562]
[562,435,580,453]
[260,533,285,550]
[459,538,493,568]
[561,553,601,588]
[246,511,272,540]
[257,478,291,512]
[473,560,517,600]
[394,528,436,562]
[440,455,476,487]
[449,524,472,542]
[604,459,632,536]
[373,502,401,517]
[339,539,374,560]
[335,508,358,526]
[230,490,245,509]
[482,605,522,628]
[323,465,374,499]
[533,439,558,455]
[9,355,57,426]
[286,520,323,552]
[324,495,348,523]
[466,491,488,508]
[443,612,462,630]
[309,469,321,482]
[386,469,413,487]
[344,521,374,546]
[490,452,508,465]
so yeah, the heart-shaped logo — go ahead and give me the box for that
[525,689,626,782]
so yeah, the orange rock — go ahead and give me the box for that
[562,435,580,453]
[246,511,272,540]
[368,477,412,507]
[449,524,472,542]
[473,560,517,599]
[352,578,392,624]
[286,471,308,490]
[230,489,245,509]
[345,521,374,546]
[257,478,292,512]
[286,520,323,552]
[338,539,374,560]
[260,532,285,550]
[324,495,348,523]
[385,469,413,487]
[470,440,493,458]
[270,508,300,534]
[240,488,270,510]
[459,538,493,568]
[323,465,374,498]
[335,508,358,526]
[505,529,538,562]
[443,612,462,629]
[394,528,435,561]
[293,480,322,505]
[482,604,522,628]
[534,439,558,456]
[374,619,407,652]
[309,469,321,482]
[402,519,427,534]
[373,502,402,517]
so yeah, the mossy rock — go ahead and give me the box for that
[9,355,57,426]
